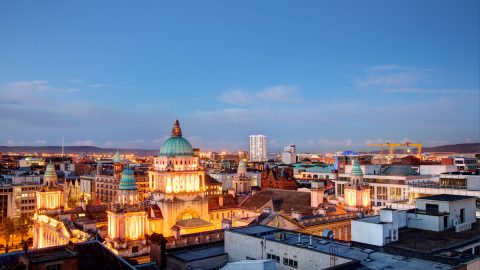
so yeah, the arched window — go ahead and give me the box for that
[182,213,193,220]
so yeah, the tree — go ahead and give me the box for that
[1,217,15,247]
[67,196,79,209]
[15,214,32,240]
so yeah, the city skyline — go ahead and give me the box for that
[1,1,479,152]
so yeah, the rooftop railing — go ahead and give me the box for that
[408,181,467,189]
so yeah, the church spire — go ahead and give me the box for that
[114,149,121,163]
[171,119,183,137]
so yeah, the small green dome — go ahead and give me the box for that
[113,149,121,163]
[350,159,364,176]
[159,119,194,157]
[119,167,137,190]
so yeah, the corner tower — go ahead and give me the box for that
[344,159,371,210]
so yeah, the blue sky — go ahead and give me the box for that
[0,1,478,152]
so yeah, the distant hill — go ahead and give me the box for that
[422,143,480,153]
[363,143,480,154]
[0,146,158,155]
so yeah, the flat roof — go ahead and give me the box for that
[230,225,453,270]
[26,246,77,264]
[169,245,226,262]
[417,194,476,202]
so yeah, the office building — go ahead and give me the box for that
[281,145,297,164]
[249,135,267,162]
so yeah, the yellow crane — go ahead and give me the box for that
[367,142,422,159]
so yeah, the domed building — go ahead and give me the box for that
[36,162,63,212]
[104,167,149,258]
[148,120,213,237]
[232,159,252,194]
[344,159,371,210]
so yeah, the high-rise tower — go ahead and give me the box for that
[249,135,267,162]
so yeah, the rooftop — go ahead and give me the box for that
[169,245,226,262]
[230,225,455,270]
[26,246,77,264]
[417,194,476,202]
[240,188,312,215]
[388,221,480,254]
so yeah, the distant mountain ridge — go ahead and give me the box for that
[0,143,478,155]
[0,145,158,155]
[422,143,480,153]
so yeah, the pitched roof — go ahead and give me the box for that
[175,218,212,228]
[240,189,312,215]
[208,195,239,210]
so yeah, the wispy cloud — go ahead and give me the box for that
[356,65,477,94]
[218,85,300,105]
[356,65,428,90]
[89,83,119,88]
[7,80,50,91]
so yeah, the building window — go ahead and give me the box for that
[46,264,61,270]
[283,257,298,268]
[132,246,139,253]
[267,253,280,263]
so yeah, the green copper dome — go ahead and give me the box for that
[118,167,137,190]
[113,149,121,163]
[350,159,364,176]
[159,120,194,157]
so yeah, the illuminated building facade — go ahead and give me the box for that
[343,159,371,210]
[104,167,150,257]
[232,160,251,194]
[148,120,214,237]
[33,162,67,249]
[35,162,63,212]
[94,150,123,204]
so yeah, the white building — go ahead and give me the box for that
[409,194,476,232]
[225,225,453,270]
[249,135,267,162]
[388,172,480,217]
[281,145,297,164]
[352,194,477,247]
[453,157,479,171]
[18,157,45,168]
[334,164,434,209]
[351,208,407,246]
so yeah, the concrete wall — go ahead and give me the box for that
[448,198,477,225]
[351,217,386,246]
[416,197,476,228]
[419,165,456,175]
[225,231,352,270]
[407,213,443,231]
[467,175,480,191]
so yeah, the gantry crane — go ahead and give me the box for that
[367,142,422,160]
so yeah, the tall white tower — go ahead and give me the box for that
[249,135,267,162]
